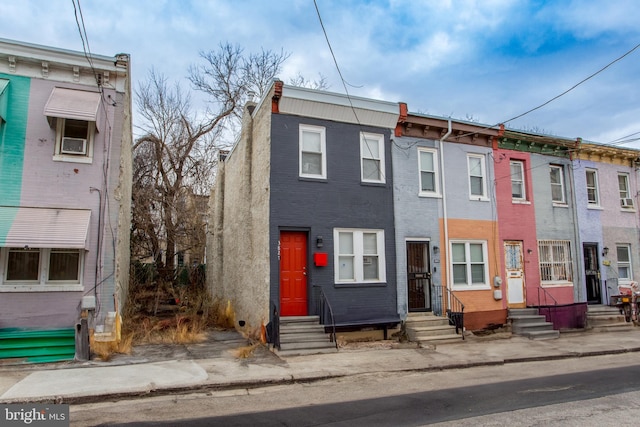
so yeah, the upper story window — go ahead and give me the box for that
[538,239,573,285]
[44,87,102,164]
[334,228,386,284]
[618,173,634,209]
[360,132,385,183]
[418,147,439,196]
[467,154,488,200]
[586,169,600,206]
[450,240,489,290]
[550,165,566,204]
[510,160,525,200]
[617,244,633,282]
[54,118,96,162]
[299,124,326,179]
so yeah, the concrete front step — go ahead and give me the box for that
[509,308,559,340]
[275,315,337,356]
[405,313,462,344]
[586,304,634,330]
[407,325,460,338]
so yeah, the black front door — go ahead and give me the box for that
[407,242,431,312]
[583,243,601,304]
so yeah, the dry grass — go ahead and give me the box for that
[234,343,260,358]
[91,265,238,360]
[90,332,134,361]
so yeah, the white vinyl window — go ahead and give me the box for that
[618,173,634,209]
[617,245,633,282]
[0,247,83,291]
[360,132,385,183]
[550,165,566,204]
[54,118,95,164]
[586,169,600,206]
[334,229,386,283]
[510,160,525,200]
[538,240,573,285]
[418,147,439,196]
[299,124,326,179]
[467,154,487,199]
[450,241,489,289]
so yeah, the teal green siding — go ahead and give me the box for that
[0,328,76,363]
[0,74,30,244]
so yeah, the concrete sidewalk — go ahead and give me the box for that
[2,329,640,404]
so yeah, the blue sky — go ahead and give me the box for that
[2,0,639,146]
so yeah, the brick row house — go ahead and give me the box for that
[209,82,640,349]
[0,38,132,361]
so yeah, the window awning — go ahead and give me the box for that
[0,79,8,122]
[0,207,91,249]
[43,87,103,131]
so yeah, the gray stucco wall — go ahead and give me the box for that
[269,114,397,323]
[207,102,271,330]
[531,154,581,300]
[391,136,441,318]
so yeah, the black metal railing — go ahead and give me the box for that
[313,285,337,349]
[431,284,465,340]
[535,286,558,327]
[269,300,280,350]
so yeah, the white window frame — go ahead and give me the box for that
[467,154,488,200]
[585,169,600,207]
[299,124,327,179]
[360,132,385,184]
[510,160,526,201]
[538,240,573,286]
[616,244,633,283]
[53,118,95,164]
[618,173,634,209]
[418,147,440,197]
[334,228,386,284]
[550,165,566,205]
[0,247,84,292]
[449,240,490,290]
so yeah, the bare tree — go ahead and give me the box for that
[132,43,290,272]
[288,72,330,91]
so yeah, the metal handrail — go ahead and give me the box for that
[313,285,337,349]
[536,286,558,328]
[432,284,465,340]
[269,301,280,350]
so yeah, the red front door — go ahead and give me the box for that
[280,231,308,316]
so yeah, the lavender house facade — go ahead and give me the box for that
[0,39,132,361]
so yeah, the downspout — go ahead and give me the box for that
[568,141,584,304]
[439,119,452,303]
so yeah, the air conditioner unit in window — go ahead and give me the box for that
[61,137,87,155]
[621,198,634,208]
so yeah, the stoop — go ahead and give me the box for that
[404,312,463,345]
[275,316,338,357]
[508,308,559,340]
[586,305,635,332]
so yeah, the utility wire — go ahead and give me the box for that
[455,42,640,140]
[313,0,387,182]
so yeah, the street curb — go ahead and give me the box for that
[4,347,639,405]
